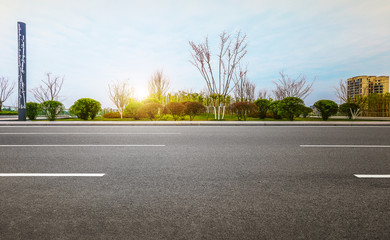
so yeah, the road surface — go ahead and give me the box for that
[0,126,389,239]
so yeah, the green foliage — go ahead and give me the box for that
[26,102,40,120]
[254,99,270,119]
[313,100,338,121]
[166,102,186,121]
[103,112,121,118]
[142,98,161,104]
[184,102,206,121]
[302,106,313,118]
[279,97,305,121]
[124,101,144,119]
[69,98,101,120]
[268,100,281,119]
[139,103,163,120]
[40,100,64,121]
[230,102,257,121]
[0,111,18,115]
[365,93,390,117]
[339,103,360,119]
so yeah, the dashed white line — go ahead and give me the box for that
[300,145,390,148]
[354,174,390,178]
[0,133,180,135]
[0,145,165,147]
[0,173,105,177]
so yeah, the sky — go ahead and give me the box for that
[1,0,389,108]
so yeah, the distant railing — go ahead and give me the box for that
[1,106,18,111]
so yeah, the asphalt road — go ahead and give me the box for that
[0,126,389,239]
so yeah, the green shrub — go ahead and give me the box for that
[40,100,64,121]
[302,106,313,118]
[139,103,163,120]
[254,99,270,119]
[313,100,338,121]
[0,111,18,115]
[230,102,257,121]
[268,100,281,119]
[103,112,120,118]
[184,102,206,121]
[69,98,101,120]
[135,109,148,119]
[339,103,360,119]
[26,102,40,120]
[166,102,186,121]
[124,101,144,119]
[142,98,161,104]
[279,97,305,121]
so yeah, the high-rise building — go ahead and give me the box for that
[347,76,389,98]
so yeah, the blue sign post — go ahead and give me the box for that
[18,22,27,121]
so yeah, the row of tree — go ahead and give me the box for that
[4,30,388,121]
[335,79,390,117]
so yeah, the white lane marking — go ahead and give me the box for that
[300,145,390,148]
[0,145,165,147]
[0,133,180,135]
[354,174,390,178]
[0,173,105,177]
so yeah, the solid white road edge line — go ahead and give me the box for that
[0,173,105,177]
[354,174,390,178]
[0,133,181,135]
[0,145,165,147]
[300,145,390,148]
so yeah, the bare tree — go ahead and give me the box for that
[189,31,248,119]
[148,70,170,102]
[334,79,348,104]
[245,81,256,102]
[258,89,269,99]
[272,72,315,100]
[108,80,132,119]
[233,67,256,102]
[233,65,248,102]
[30,73,64,103]
[0,77,16,111]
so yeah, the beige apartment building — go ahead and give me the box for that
[347,75,389,98]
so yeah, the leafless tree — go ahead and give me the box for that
[108,80,133,119]
[233,65,248,102]
[189,31,248,119]
[148,70,170,102]
[233,67,256,102]
[30,73,64,103]
[258,89,269,99]
[245,81,256,102]
[334,79,348,104]
[272,72,315,100]
[0,77,16,111]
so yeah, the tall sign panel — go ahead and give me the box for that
[17,22,27,121]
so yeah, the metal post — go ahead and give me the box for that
[18,22,27,121]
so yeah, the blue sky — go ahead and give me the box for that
[1,0,389,108]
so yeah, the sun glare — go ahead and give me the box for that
[134,86,149,101]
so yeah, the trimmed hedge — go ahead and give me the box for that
[69,98,101,120]
[26,102,40,120]
[184,102,206,121]
[313,100,338,121]
[40,100,64,121]
[0,111,18,115]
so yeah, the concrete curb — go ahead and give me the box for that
[0,120,390,126]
